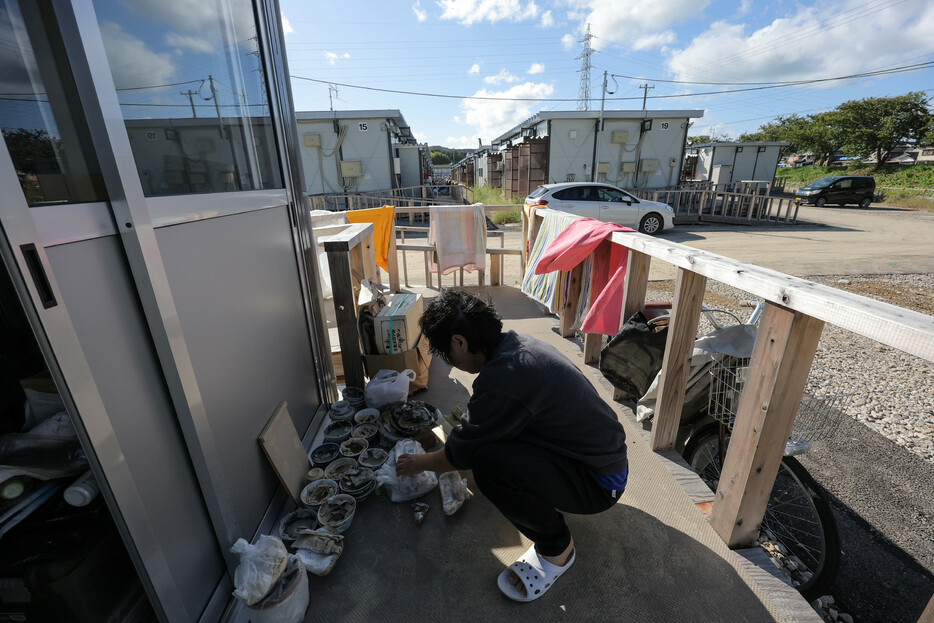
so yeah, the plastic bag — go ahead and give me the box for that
[365,369,416,409]
[374,439,438,502]
[245,554,309,623]
[292,528,343,577]
[230,535,289,606]
[599,312,669,401]
[439,471,471,515]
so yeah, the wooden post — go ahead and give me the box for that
[709,304,824,547]
[360,232,377,284]
[917,592,934,623]
[560,264,584,337]
[490,253,501,286]
[650,268,706,451]
[387,218,400,292]
[613,249,652,400]
[583,333,602,364]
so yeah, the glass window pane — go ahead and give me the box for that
[91,0,283,196]
[0,0,107,206]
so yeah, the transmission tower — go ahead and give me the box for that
[577,23,593,111]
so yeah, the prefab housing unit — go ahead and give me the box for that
[491,110,704,196]
[0,0,336,621]
[296,110,422,195]
[687,142,788,188]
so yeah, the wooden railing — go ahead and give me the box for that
[528,207,934,549]
[629,187,799,224]
[307,184,474,211]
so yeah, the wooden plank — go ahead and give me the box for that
[320,222,374,252]
[602,227,934,362]
[710,304,824,547]
[583,333,602,364]
[917,592,934,623]
[560,264,584,337]
[325,249,365,389]
[490,253,501,286]
[650,268,706,451]
[387,218,400,292]
[361,232,378,283]
[257,402,309,507]
[614,249,652,401]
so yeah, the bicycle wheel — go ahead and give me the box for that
[684,429,840,600]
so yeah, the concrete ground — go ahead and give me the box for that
[309,287,819,622]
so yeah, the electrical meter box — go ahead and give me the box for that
[340,160,362,178]
[611,131,629,144]
[640,159,660,173]
[393,157,401,175]
[596,162,610,175]
[303,133,321,148]
[620,161,637,173]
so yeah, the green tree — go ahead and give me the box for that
[835,92,931,165]
[742,113,843,163]
[686,134,712,146]
[430,150,452,165]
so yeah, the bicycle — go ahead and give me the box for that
[679,301,846,600]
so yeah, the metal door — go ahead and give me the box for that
[0,0,331,619]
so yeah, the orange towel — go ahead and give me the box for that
[346,205,395,271]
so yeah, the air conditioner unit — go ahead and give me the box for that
[340,160,363,178]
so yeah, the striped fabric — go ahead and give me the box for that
[522,212,593,328]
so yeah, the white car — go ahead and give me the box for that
[523,182,675,234]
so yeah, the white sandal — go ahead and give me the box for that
[496,544,576,602]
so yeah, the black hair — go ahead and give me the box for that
[419,289,503,365]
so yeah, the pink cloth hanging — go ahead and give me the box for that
[534,218,634,335]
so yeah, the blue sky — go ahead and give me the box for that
[279,0,934,148]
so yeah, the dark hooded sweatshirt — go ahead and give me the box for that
[445,331,628,476]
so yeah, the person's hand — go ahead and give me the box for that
[395,452,424,476]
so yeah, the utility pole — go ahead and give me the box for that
[208,75,223,137]
[639,83,655,111]
[328,84,339,112]
[180,89,198,118]
[598,71,608,131]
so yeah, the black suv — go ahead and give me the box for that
[794,176,875,207]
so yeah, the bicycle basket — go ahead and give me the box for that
[708,355,851,445]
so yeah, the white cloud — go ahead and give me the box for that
[458,81,555,144]
[280,12,294,35]
[567,0,708,50]
[632,31,675,51]
[99,22,176,90]
[468,63,481,75]
[667,1,934,84]
[412,1,427,21]
[540,10,554,27]
[324,52,351,65]
[561,33,576,49]
[527,62,545,74]
[484,69,520,84]
[165,33,215,54]
[438,0,540,25]
[120,0,255,45]
[446,135,482,148]
[738,0,752,15]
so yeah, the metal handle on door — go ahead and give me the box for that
[20,244,57,309]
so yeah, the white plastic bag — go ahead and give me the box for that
[439,471,471,516]
[245,554,309,623]
[374,439,438,502]
[230,535,289,606]
[365,369,416,409]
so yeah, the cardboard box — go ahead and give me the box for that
[364,333,432,394]
[374,293,423,355]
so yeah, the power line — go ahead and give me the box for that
[289,60,934,102]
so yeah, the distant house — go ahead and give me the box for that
[295,109,430,195]
[685,141,788,188]
[918,147,934,164]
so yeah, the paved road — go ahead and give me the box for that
[652,203,934,279]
